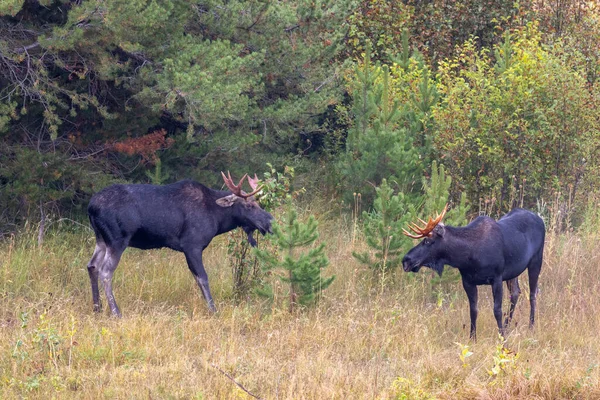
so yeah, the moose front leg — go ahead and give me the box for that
[504,278,521,328]
[462,279,479,341]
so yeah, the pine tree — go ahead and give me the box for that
[422,161,468,226]
[340,43,422,207]
[254,202,334,311]
[409,66,439,155]
[352,179,418,274]
[420,161,469,292]
[145,157,170,185]
[346,42,381,152]
[494,32,514,74]
[395,30,412,71]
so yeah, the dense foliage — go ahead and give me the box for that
[0,0,352,232]
[1,0,599,235]
[434,25,599,213]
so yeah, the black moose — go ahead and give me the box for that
[86,172,273,317]
[402,206,545,340]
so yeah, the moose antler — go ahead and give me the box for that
[221,171,262,199]
[247,174,263,195]
[402,204,448,239]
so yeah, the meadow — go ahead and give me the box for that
[1,208,600,399]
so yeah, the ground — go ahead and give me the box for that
[1,220,599,399]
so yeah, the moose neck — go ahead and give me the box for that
[439,225,480,270]
[217,212,241,235]
[211,190,244,235]
[440,217,503,271]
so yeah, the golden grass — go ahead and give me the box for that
[1,218,600,399]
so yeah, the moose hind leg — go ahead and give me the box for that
[528,252,543,328]
[99,245,126,317]
[184,248,216,313]
[87,242,106,312]
[504,278,521,328]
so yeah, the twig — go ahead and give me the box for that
[44,218,94,233]
[314,72,337,92]
[14,42,40,53]
[211,363,263,400]
[38,201,45,247]
[284,24,300,33]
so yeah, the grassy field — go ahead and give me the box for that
[1,211,600,399]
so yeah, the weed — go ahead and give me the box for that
[455,342,473,368]
[488,334,519,379]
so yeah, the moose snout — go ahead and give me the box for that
[261,214,274,235]
[402,254,413,272]
[402,253,422,273]
[267,213,274,233]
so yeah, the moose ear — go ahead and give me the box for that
[433,223,445,237]
[216,194,238,207]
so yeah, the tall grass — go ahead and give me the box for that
[1,210,599,399]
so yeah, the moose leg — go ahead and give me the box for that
[462,279,478,340]
[492,278,505,337]
[527,252,543,328]
[504,278,521,328]
[184,248,217,313]
[87,242,106,312]
[99,245,126,317]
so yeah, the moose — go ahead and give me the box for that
[402,206,545,340]
[86,172,273,317]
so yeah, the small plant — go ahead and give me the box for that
[352,178,417,275]
[145,157,170,184]
[10,309,69,393]
[254,201,334,311]
[227,163,295,299]
[575,363,598,390]
[455,342,474,368]
[257,163,297,210]
[31,311,63,371]
[227,230,261,301]
[488,334,519,378]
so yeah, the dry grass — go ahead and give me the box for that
[1,215,600,399]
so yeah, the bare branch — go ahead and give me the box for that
[14,42,40,54]
[211,364,263,400]
[314,72,338,93]
[284,24,300,33]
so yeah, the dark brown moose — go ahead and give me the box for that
[86,172,273,317]
[402,206,545,340]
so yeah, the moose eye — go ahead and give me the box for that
[423,238,432,245]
